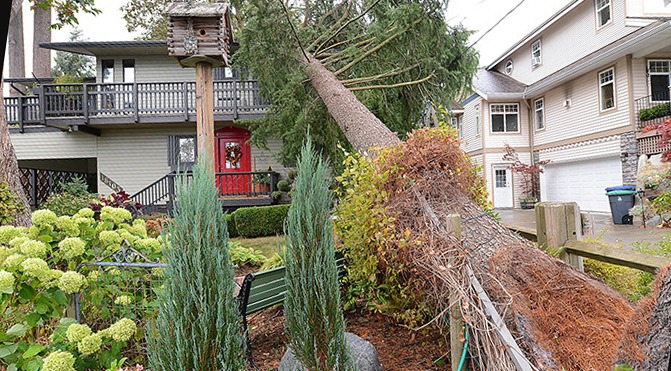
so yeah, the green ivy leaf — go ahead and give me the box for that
[6,324,27,338]
[0,343,19,358]
[19,284,37,301]
[22,344,46,359]
[26,313,41,327]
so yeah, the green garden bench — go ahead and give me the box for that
[237,252,346,366]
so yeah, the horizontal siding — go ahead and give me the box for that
[538,135,621,163]
[11,131,97,160]
[460,97,484,153]
[96,125,290,194]
[532,57,630,146]
[251,138,294,179]
[96,125,192,195]
[483,100,531,149]
[497,0,637,85]
[96,55,195,83]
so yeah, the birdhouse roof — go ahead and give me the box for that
[164,2,230,18]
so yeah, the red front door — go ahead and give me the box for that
[215,127,251,195]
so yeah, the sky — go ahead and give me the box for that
[4,0,574,84]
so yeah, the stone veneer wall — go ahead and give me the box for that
[620,131,638,186]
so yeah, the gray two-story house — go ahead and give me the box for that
[5,40,289,210]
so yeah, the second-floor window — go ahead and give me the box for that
[123,59,135,83]
[599,68,616,111]
[534,98,545,130]
[596,0,612,28]
[648,60,670,102]
[490,103,519,133]
[102,60,114,83]
[531,40,541,67]
[451,116,462,138]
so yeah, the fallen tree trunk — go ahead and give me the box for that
[300,54,636,369]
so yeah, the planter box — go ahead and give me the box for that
[520,200,536,209]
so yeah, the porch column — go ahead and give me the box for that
[195,62,215,168]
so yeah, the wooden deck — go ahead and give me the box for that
[5,80,268,131]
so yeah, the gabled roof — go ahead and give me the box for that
[471,69,526,100]
[486,0,584,70]
[40,40,168,56]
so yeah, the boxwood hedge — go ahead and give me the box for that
[231,204,290,238]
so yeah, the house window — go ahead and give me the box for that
[495,169,507,188]
[168,135,197,171]
[531,40,541,67]
[490,103,519,133]
[648,60,670,102]
[475,104,481,137]
[102,60,114,83]
[599,68,616,111]
[534,98,545,130]
[596,0,612,28]
[504,60,514,75]
[451,116,462,138]
[123,59,135,83]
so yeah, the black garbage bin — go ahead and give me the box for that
[605,186,636,225]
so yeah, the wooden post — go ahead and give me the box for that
[195,62,215,166]
[447,214,464,371]
[536,202,584,271]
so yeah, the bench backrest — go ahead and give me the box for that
[239,252,346,316]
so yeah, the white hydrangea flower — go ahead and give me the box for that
[58,271,86,294]
[66,323,92,343]
[42,350,75,371]
[0,270,15,294]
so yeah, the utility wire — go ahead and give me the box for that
[469,0,526,47]
[278,0,310,62]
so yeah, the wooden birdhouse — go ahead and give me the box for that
[165,2,233,68]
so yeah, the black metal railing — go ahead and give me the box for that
[130,171,279,213]
[4,80,269,128]
[634,94,671,130]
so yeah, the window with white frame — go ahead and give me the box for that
[534,98,545,130]
[531,40,541,67]
[490,104,519,133]
[648,60,670,102]
[599,68,615,111]
[451,116,462,138]
[596,0,612,28]
[475,104,481,136]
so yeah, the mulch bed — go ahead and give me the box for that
[246,306,450,370]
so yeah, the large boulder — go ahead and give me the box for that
[279,332,382,371]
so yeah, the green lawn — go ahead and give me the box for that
[231,235,285,258]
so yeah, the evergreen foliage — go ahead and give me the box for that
[51,29,95,79]
[284,138,352,370]
[147,154,245,371]
[235,0,478,169]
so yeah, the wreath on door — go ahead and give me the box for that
[225,144,243,165]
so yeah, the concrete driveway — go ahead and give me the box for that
[497,208,670,249]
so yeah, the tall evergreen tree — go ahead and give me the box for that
[51,28,95,79]
[284,137,352,370]
[147,154,245,371]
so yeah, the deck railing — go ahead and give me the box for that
[5,80,268,127]
[634,94,671,130]
[131,171,279,213]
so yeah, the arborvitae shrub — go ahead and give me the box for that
[284,138,352,370]
[232,204,290,238]
[148,155,245,371]
[225,213,239,238]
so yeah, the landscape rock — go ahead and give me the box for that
[279,332,382,371]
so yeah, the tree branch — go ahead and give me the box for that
[342,64,421,86]
[348,72,434,91]
[334,17,424,76]
[314,0,382,55]
[307,1,352,51]
[278,0,310,62]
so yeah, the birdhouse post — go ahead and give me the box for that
[165,2,233,165]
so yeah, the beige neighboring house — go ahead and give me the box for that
[458,0,671,212]
[5,40,288,212]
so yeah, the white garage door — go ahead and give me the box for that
[540,157,622,213]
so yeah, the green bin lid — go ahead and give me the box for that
[606,190,637,196]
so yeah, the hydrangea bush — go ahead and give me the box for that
[0,206,163,370]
